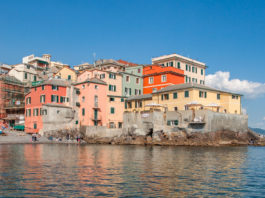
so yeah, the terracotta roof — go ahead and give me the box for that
[117,59,138,66]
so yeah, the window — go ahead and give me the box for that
[24,73,28,79]
[26,97,31,104]
[51,95,59,102]
[136,78,139,84]
[189,65,191,72]
[109,122,115,128]
[110,107,115,114]
[40,95,45,103]
[161,75,167,82]
[185,91,189,98]
[42,85,45,90]
[186,65,188,71]
[161,94,169,100]
[109,73,116,79]
[100,74,105,79]
[167,120,179,126]
[139,101,142,108]
[109,85,116,92]
[60,96,66,103]
[68,75,71,80]
[173,92,178,99]
[152,88,157,93]
[40,109,47,115]
[192,67,194,73]
[126,76,130,82]
[217,93,220,100]
[34,123,37,129]
[135,89,140,95]
[82,84,85,89]
[128,102,132,108]
[149,77,154,84]
[95,85,98,90]
[34,76,37,82]
[33,108,39,116]
[174,107,178,111]
[232,95,239,99]
[110,97,115,102]
[138,68,141,73]
[135,101,138,108]
[26,109,31,117]
[94,95,98,107]
[118,122,122,128]
[199,91,207,98]
[177,62,180,69]
[201,69,204,75]
[82,96,85,102]
[121,98,124,102]
[52,85,58,90]
[169,61,173,66]
[82,108,85,116]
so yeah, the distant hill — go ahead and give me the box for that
[249,127,265,135]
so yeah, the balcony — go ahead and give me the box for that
[4,102,25,109]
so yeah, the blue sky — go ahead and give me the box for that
[0,0,265,128]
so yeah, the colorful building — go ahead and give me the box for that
[77,69,125,128]
[55,66,78,82]
[121,65,143,97]
[152,53,207,85]
[126,83,242,115]
[74,78,107,126]
[24,79,79,134]
[143,65,184,94]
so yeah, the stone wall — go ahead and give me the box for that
[81,126,122,138]
[123,110,248,135]
[40,105,79,135]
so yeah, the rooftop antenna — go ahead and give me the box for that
[93,52,96,67]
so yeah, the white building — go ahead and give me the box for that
[152,53,207,85]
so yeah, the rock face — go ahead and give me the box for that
[83,128,265,146]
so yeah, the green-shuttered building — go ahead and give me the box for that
[121,65,143,97]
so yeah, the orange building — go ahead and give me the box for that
[143,65,185,94]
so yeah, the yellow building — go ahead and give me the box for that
[125,83,242,114]
[55,66,77,82]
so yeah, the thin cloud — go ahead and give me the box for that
[205,71,265,98]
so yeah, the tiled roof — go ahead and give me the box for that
[156,83,242,96]
[117,59,138,66]
[39,78,71,87]
[126,94,152,101]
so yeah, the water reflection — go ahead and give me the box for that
[0,144,264,197]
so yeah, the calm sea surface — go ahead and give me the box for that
[0,144,265,197]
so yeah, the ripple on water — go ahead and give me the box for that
[0,144,265,197]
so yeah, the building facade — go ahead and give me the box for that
[0,75,25,128]
[143,65,185,94]
[152,53,207,85]
[24,79,79,134]
[126,83,242,115]
[55,66,77,82]
[77,69,125,128]
[121,65,143,97]
[75,78,107,127]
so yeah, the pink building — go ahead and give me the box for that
[78,69,125,128]
[74,78,107,126]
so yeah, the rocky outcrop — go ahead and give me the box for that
[83,128,265,146]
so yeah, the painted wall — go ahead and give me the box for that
[25,85,67,133]
[122,66,143,97]
[152,55,206,84]
[126,88,241,115]
[77,69,124,128]
[143,65,184,94]
[75,81,107,127]
[55,67,77,82]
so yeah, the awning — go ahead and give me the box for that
[2,115,18,120]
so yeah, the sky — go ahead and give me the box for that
[0,0,265,128]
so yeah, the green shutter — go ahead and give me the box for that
[167,121,171,126]
[173,92,178,99]
[111,107,115,114]
[174,120,178,125]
